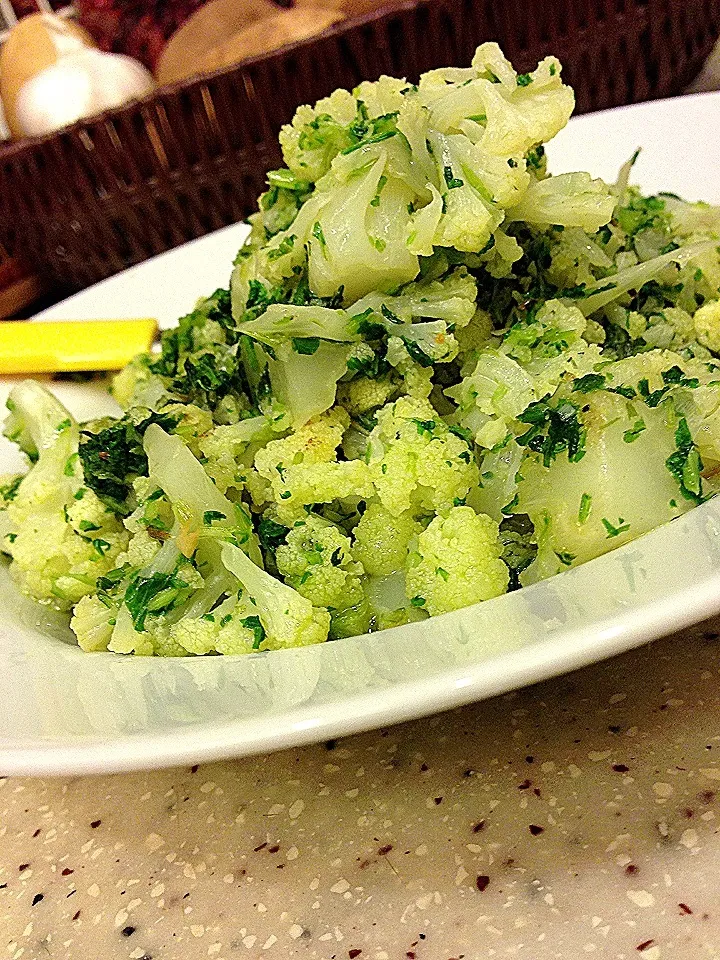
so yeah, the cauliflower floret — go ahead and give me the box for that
[119,528,162,568]
[276,514,365,609]
[198,416,271,494]
[694,300,720,353]
[254,408,374,508]
[167,617,218,656]
[163,611,261,657]
[385,338,434,400]
[352,503,420,576]
[162,403,214,458]
[71,593,116,652]
[66,488,123,539]
[222,542,330,648]
[337,375,399,417]
[433,183,502,253]
[255,408,349,476]
[111,354,156,410]
[508,172,615,232]
[405,506,508,615]
[368,397,479,515]
[279,88,358,183]
[269,460,373,511]
[6,407,128,607]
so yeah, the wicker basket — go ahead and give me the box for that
[0,0,718,298]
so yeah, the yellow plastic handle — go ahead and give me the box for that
[0,319,159,374]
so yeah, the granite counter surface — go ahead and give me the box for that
[3,617,720,959]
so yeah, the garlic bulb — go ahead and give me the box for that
[0,12,97,138]
[15,48,155,138]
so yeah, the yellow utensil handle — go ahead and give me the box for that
[0,319,159,374]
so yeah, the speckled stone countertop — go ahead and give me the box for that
[3,616,720,960]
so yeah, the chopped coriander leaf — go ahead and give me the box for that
[370,175,388,207]
[410,595,426,607]
[241,615,266,650]
[267,234,296,261]
[665,417,703,502]
[78,520,101,532]
[661,366,699,389]
[517,399,586,466]
[622,419,646,443]
[311,221,327,253]
[601,517,631,538]
[572,373,606,394]
[381,304,403,325]
[0,476,22,503]
[291,337,321,355]
[411,418,436,436]
[203,510,227,525]
[578,493,592,524]
[443,165,464,189]
[516,73,533,86]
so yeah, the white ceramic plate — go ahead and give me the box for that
[2,92,720,776]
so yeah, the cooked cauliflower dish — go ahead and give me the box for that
[3,43,720,656]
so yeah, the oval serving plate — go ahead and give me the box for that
[2,91,720,776]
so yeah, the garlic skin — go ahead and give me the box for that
[15,48,155,138]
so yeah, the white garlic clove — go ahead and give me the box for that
[15,48,155,138]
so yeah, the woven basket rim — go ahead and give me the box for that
[0,0,424,162]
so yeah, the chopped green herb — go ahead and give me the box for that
[622,419,646,443]
[370,175,388,207]
[572,373,606,394]
[267,234,296,261]
[292,337,321,355]
[443,165,464,189]
[517,399,586,466]
[241,615,266,650]
[601,517,631,538]
[578,493,592,524]
[312,221,327,253]
[666,417,703,503]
